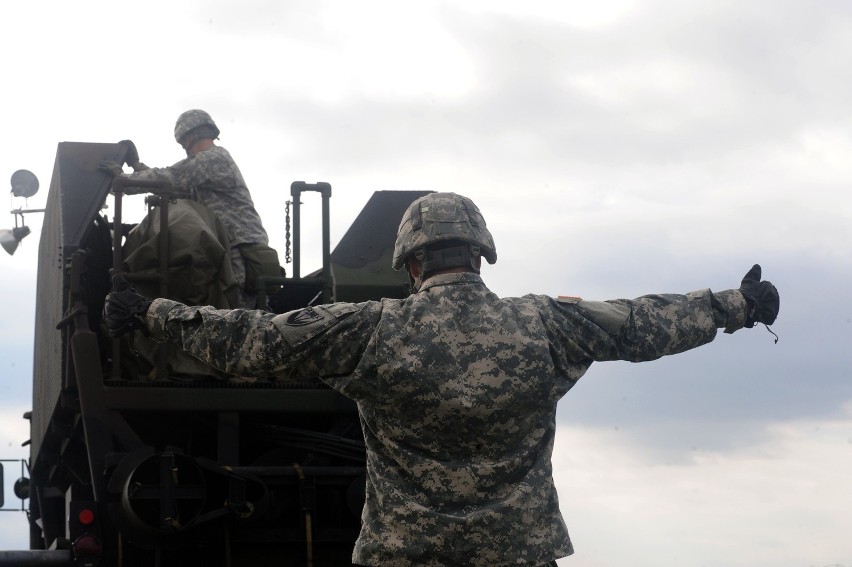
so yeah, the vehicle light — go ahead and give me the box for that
[72,535,102,557]
[78,508,96,526]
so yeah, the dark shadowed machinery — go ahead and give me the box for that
[0,141,429,566]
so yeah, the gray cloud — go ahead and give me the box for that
[1,1,850,560]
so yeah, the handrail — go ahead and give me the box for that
[289,182,333,304]
[109,178,175,381]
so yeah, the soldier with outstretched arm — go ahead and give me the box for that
[104,192,779,567]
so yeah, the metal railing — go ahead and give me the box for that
[0,459,29,512]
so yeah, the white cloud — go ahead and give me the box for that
[0,263,37,343]
[454,0,638,29]
[553,406,852,566]
[0,0,850,559]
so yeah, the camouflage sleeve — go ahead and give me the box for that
[123,157,199,198]
[549,288,747,363]
[144,298,378,380]
[124,165,190,198]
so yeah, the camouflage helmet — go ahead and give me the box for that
[174,109,220,145]
[392,192,497,271]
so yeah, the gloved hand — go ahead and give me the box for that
[739,264,779,328]
[98,160,124,178]
[118,139,141,169]
[103,275,152,338]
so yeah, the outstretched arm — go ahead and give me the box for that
[552,265,778,363]
[104,276,376,380]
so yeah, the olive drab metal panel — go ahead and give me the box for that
[330,190,432,303]
[31,142,126,467]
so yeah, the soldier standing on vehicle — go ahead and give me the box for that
[100,109,279,308]
[104,192,780,567]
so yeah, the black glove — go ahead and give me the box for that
[739,264,779,328]
[118,139,140,169]
[103,275,152,338]
[98,160,124,177]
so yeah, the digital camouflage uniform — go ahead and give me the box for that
[143,271,748,566]
[126,146,269,307]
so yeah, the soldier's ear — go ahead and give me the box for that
[407,258,422,278]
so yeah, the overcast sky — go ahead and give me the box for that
[1,1,851,565]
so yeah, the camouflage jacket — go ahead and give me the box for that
[145,272,747,566]
[125,145,268,247]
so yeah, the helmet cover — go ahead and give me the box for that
[174,109,220,145]
[392,192,496,271]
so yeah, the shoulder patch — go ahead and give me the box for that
[272,302,366,349]
[285,307,324,326]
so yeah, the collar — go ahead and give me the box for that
[418,271,484,292]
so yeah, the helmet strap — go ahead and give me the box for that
[417,244,480,276]
[181,125,219,153]
[407,270,422,293]
[406,244,480,292]
[405,256,423,292]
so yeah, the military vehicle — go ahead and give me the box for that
[0,141,429,566]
